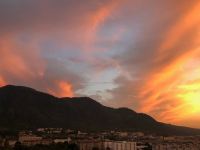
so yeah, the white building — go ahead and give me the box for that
[8,140,17,147]
[54,137,71,143]
[104,141,137,150]
[78,140,137,150]
[18,133,43,146]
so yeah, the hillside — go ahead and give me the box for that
[0,85,200,136]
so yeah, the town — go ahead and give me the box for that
[0,128,200,150]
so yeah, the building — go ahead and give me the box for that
[19,133,43,146]
[152,142,200,150]
[7,139,17,147]
[54,137,71,143]
[104,141,137,150]
[37,128,63,134]
[78,140,104,150]
[78,140,137,150]
[117,132,128,137]
[40,139,53,145]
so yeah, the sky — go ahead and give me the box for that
[0,0,200,128]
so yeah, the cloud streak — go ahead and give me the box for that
[108,0,200,127]
[0,0,119,97]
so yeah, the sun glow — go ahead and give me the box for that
[139,52,200,125]
[178,83,200,114]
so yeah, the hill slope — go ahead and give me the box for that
[0,85,200,136]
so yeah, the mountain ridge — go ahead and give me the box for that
[0,85,200,136]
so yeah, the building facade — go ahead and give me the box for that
[78,141,137,150]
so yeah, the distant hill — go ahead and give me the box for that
[0,85,200,136]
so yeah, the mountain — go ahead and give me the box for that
[0,85,200,136]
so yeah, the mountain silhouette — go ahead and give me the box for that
[0,85,200,136]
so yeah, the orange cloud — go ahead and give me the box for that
[158,1,200,56]
[139,48,200,110]
[137,1,200,125]
[48,81,74,98]
[0,37,45,81]
[139,54,200,125]
[89,0,121,31]
[0,0,112,100]
[58,81,74,97]
[0,76,6,86]
[0,39,29,78]
[84,0,122,52]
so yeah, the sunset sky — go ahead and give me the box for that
[0,0,200,128]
